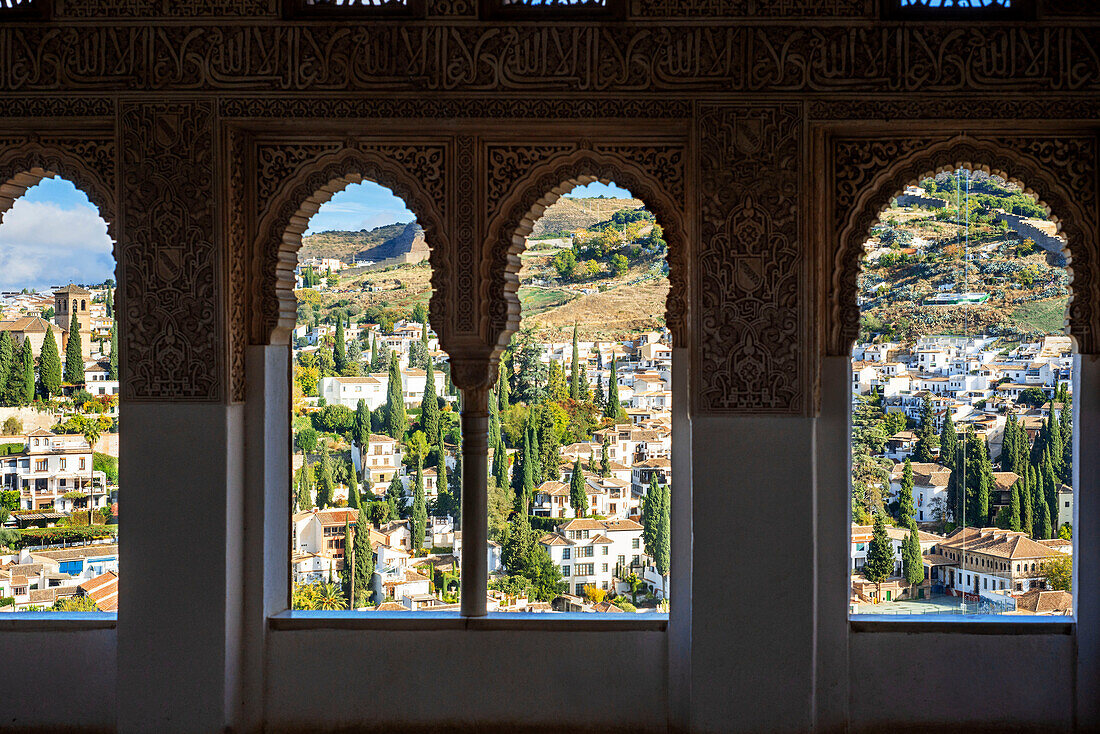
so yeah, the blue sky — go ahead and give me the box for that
[305,180,635,234]
[0,176,115,292]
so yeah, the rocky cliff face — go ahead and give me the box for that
[300,221,425,264]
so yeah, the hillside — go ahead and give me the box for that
[300,222,415,262]
[530,197,643,237]
[859,174,1070,345]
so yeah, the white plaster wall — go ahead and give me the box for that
[265,629,667,731]
[690,416,816,733]
[0,627,116,731]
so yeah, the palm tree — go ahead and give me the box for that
[314,581,345,611]
[80,415,101,452]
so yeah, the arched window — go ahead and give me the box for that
[0,173,119,599]
[496,178,674,612]
[288,179,458,612]
[847,167,1075,617]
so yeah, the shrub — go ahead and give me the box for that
[94,453,118,484]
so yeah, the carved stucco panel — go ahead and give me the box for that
[119,102,222,401]
[696,103,805,415]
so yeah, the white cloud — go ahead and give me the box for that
[0,200,115,291]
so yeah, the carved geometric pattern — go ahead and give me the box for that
[0,136,117,229]
[227,128,250,404]
[220,98,692,120]
[2,26,1099,93]
[630,0,870,16]
[256,143,343,214]
[56,0,276,16]
[810,98,1100,121]
[453,135,478,335]
[119,102,222,401]
[252,143,449,346]
[696,103,805,415]
[486,145,577,219]
[484,146,689,353]
[827,133,1100,356]
[0,98,114,118]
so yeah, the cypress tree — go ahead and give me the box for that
[346,461,362,514]
[334,318,346,373]
[488,380,500,445]
[599,436,611,478]
[39,331,62,398]
[412,459,427,551]
[108,324,119,381]
[352,399,371,481]
[864,510,895,586]
[1038,494,1052,539]
[0,332,12,402]
[939,411,958,473]
[492,434,509,498]
[593,379,606,414]
[370,336,379,368]
[296,464,314,511]
[19,339,34,404]
[604,355,625,420]
[1021,468,1033,537]
[315,445,335,510]
[654,482,670,593]
[421,359,439,444]
[897,458,915,527]
[339,519,353,604]
[63,312,84,384]
[1043,455,1059,534]
[528,417,542,484]
[569,458,587,517]
[105,287,113,318]
[570,324,581,401]
[1000,416,1016,473]
[1009,480,1022,532]
[420,320,430,362]
[385,358,406,439]
[387,473,405,519]
[577,363,591,402]
[972,432,992,526]
[642,474,659,555]
[347,512,374,608]
[1048,414,1064,477]
[912,394,937,463]
[902,522,925,586]
[1030,465,1043,538]
[497,361,510,409]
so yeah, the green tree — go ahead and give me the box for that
[897,458,915,527]
[599,437,611,478]
[1021,468,1033,538]
[107,324,118,381]
[411,459,427,551]
[569,324,581,401]
[421,359,439,444]
[105,287,113,317]
[497,360,511,409]
[1009,480,1022,532]
[386,473,404,519]
[939,411,957,473]
[385,358,406,439]
[0,332,13,403]
[18,339,34,404]
[333,318,346,373]
[64,312,84,384]
[901,522,924,586]
[642,474,658,556]
[568,459,587,517]
[315,445,335,510]
[487,477,511,543]
[1043,556,1072,592]
[492,434,509,496]
[38,332,62,398]
[654,481,670,593]
[344,516,374,608]
[864,510,895,588]
[604,355,626,420]
[297,427,318,454]
[352,400,371,480]
[1037,492,1053,539]
[912,394,938,463]
[295,464,314,511]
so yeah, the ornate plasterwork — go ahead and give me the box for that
[119,102,222,401]
[809,98,1100,121]
[1,25,1099,94]
[0,136,116,229]
[251,143,449,347]
[483,144,689,354]
[695,103,806,415]
[220,98,692,120]
[827,133,1100,356]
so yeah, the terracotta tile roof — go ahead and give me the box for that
[940,527,1067,560]
[536,481,569,497]
[316,508,360,526]
[601,518,643,532]
[557,518,605,531]
[992,472,1021,492]
[374,602,406,611]
[54,284,91,295]
[1015,589,1072,614]
[592,601,625,613]
[539,533,572,547]
[80,571,118,612]
[0,316,56,333]
[633,458,671,469]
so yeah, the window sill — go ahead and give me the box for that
[269,610,668,632]
[0,612,116,631]
[850,614,1073,635]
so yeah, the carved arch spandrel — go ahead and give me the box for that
[482,147,690,361]
[0,140,117,233]
[251,145,449,347]
[828,134,1099,356]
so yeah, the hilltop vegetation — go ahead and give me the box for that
[530,196,643,238]
[300,222,412,262]
[859,173,1069,344]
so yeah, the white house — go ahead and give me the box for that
[539,517,645,597]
